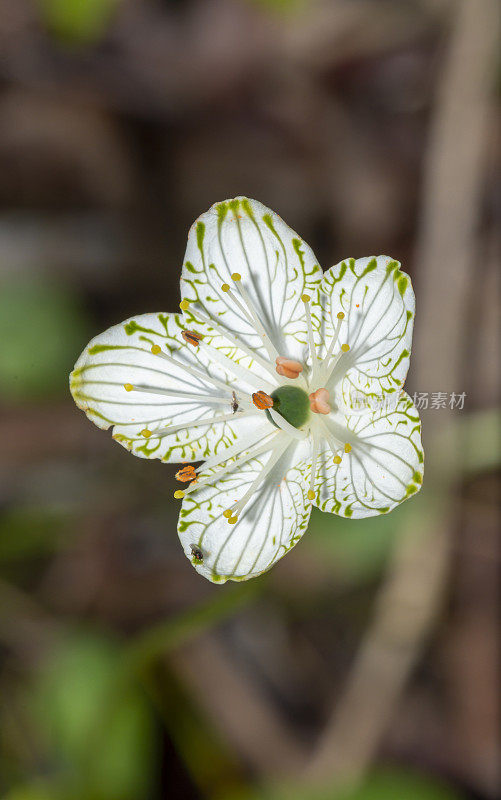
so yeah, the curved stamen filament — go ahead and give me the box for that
[302,294,318,383]
[198,428,275,474]
[268,408,308,440]
[197,340,275,393]
[317,417,346,463]
[322,343,350,387]
[150,345,243,397]
[321,312,344,375]
[147,409,250,438]
[185,304,279,381]
[227,434,290,521]
[220,282,253,321]
[230,274,279,361]
[123,384,231,404]
[180,435,282,499]
[307,431,320,501]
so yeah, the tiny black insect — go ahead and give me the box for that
[231,392,239,413]
[190,544,204,562]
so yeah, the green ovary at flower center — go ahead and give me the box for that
[266,385,310,429]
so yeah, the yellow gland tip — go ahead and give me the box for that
[337,311,345,320]
[179,300,190,311]
[231,272,241,282]
[301,294,310,303]
[228,516,238,525]
[141,429,152,438]
[124,383,134,392]
[341,343,350,352]
[174,490,185,499]
[221,283,230,292]
[344,443,352,453]
[333,455,342,464]
[223,509,233,519]
[151,344,161,355]
[307,489,315,501]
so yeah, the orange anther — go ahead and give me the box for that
[252,390,274,410]
[309,388,331,415]
[182,330,203,347]
[175,465,198,483]
[275,357,303,379]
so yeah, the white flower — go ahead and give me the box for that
[70,197,423,584]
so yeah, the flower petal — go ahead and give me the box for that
[181,197,322,364]
[313,256,415,412]
[313,393,423,518]
[178,438,313,583]
[70,312,260,462]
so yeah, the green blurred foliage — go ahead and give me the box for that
[250,0,307,13]
[0,507,68,562]
[0,279,88,403]
[233,769,462,800]
[36,0,121,45]
[307,501,414,582]
[30,632,156,800]
[3,785,57,800]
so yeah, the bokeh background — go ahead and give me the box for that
[0,1,499,799]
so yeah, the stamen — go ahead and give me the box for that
[181,435,281,498]
[316,417,345,463]
[275,357,303,379]
[150,343,238,397]
[252,390,274,410]
[220,281,253,321]
[321,343,350,387]
[123,384,231,404]
[302,294,319,383]
[344,442,352,453]
[197,339,275,393]
[309,388,331,415]
[230,274,279,361]
[175,465,197,483]
[151,410,250,438]
[321,312,344,368]
[187,306,279,381]
[199,428,274,474]
[307,431,320,502]
[182,330,203,347]
[226,434,290,522]
[141,429,152,438]
[268,408,308,440]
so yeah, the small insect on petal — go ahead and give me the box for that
[182,330,203,347]
[252,390,274,410]
[176,465,197,483]
[190,544,204,562]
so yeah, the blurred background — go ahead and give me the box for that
[0,1,499,798]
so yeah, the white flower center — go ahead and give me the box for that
[123,276,353,523]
